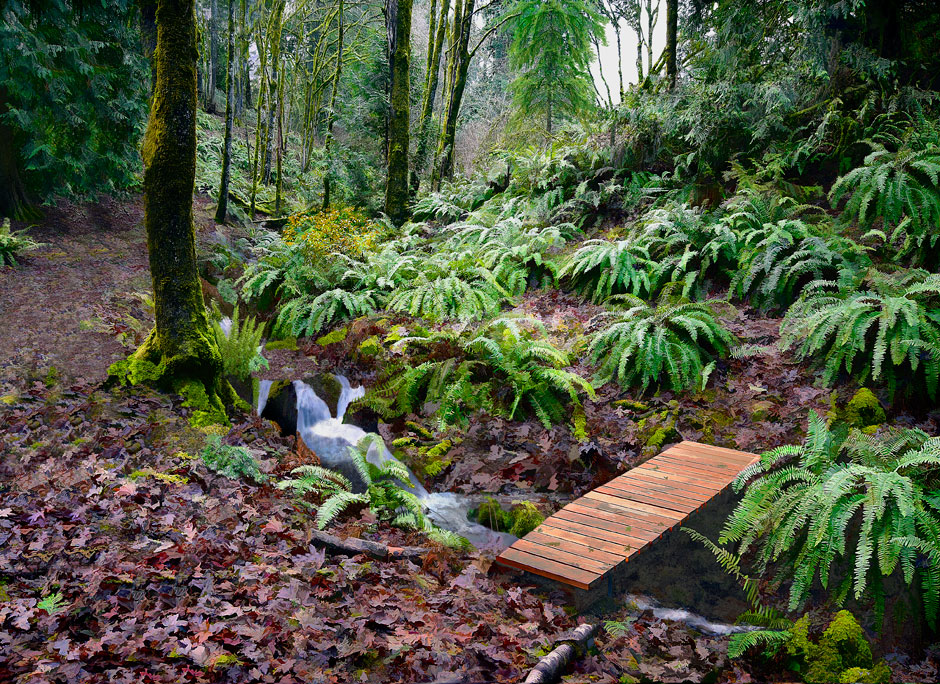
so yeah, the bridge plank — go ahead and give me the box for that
[493,441,757,590]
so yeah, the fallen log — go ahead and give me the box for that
[307,529,427,561]
[523,622,600,684]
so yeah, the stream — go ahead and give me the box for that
[256,374,516,549]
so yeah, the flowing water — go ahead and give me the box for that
[256,379,274,416]
[288,378,515,549]
[624,594,753,636]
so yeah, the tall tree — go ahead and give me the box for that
[112,0,232,427]
[414,0,450,175]
[215,0,236,223]
[384,0,413,225]
[665,0,677,87]
[433,0,473,185]
[322,0,345,209]
[504,0,604,136]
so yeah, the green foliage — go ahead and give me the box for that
[508,502,545,537]
[276,288,379,337]
[470,498,545,537]
[211,308,268,382]
[503,0,604,132]
[0,1,148,204]
[387,272,505,323]
[831,125,940,265]
[840,388,886,430]
[559,238,654,303]
[200,436,267,484]
[0,218,41,266]
[722,412,940,627]
[365,317,594,433]
[277,435,469,549]
[589,297,733,393]
[37,591,67,614]
[781,269,940,399]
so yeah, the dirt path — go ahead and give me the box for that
[0,197,152,391]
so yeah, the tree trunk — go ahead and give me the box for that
[323,0,344,210]
[665,0,677,88]
[215,0,236,224]
[434,0,473,187]
[414,0,450,177]
[140,1,158,96]
[208,0,219,112]
[113,0,232,428]
[384,0,413,226]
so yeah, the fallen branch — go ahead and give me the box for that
[523,622,600,684]
[307,529,427,561]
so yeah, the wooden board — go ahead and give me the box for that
[494,441,759,590]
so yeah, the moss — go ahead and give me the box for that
[613,399,650,412]
[509,502,545,537]
[199,423,229,437]
[405,421,434,440]
[357,335,383,358]
[129,468,189,485]
[472,497,512,532]
[0,393,17,405]
[786,611,887,684]
[316,326,348,346]
[264,337,298,351]
[391,437,417,448]
[841,388,886,430]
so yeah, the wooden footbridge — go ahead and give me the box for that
[494,441,759,596]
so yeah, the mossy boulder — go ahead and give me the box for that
[841,388,886,430]
[786,611,889,684]
[508,502,545,537]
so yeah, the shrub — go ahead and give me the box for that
[588,296,733,392]
[387,271,508,323]
[721,412,940,627]
[282,206,382,262]
[781,269,940,400]
[200,436,267,484]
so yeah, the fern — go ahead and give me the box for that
[559,238,654,303]
[830,128,940,266]
[200,436,267,484]
[721,413,940,628]
[211,308,267,382]
[781,269,940,400]
[0,218,42,266]
[364,317,594,434]
[387,271,506,323]
[589,297,733,392]
[275,288,379,337]
[277,435,469,548]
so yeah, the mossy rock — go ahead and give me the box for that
[471,497,512,532]
[264,337,298,352]
[316,327,348,347]
[508,502,545,537]
[613,399,650,412]
[841,388,886,430]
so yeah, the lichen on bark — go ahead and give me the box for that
[110,0,233,428]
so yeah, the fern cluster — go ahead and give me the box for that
[588,296,733,393]
[277,434,469,549]
[200,436,267,484]
[211,308,268,382]
[781,269,940,400]
[0,219,42,266]
[364,317,594,435]
[831,125,940,266]
[721,412,940,628]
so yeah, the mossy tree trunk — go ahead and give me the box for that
[112,0,233,427]
[215,0,236,224]
[384,0,413,226]
[322,0,344,210]
[414,0,450,179]
[433,0,473,188]
[665,0,677,88]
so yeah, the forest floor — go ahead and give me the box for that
[2,196,940,683]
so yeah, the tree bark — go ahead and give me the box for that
[414,0,450,177]
[433,0,473,187]
[208,0,219,112]
[665,0,677,88]
[215,0,236,224]
[323,0,345,210]
[114,0,231,428]
[523,623,600,684]
[140,1,158,96]
[384,0,413,225]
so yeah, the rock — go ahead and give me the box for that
[749,399,775,422]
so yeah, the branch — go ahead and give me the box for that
[523,623,600,684]
[469,12,519,58]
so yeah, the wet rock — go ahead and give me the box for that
[260,373,343,437]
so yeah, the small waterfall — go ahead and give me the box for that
[219,317,233,338]
[292,377,513,549]
[256,379,273,416]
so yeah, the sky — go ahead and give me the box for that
[591,13,667,105]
